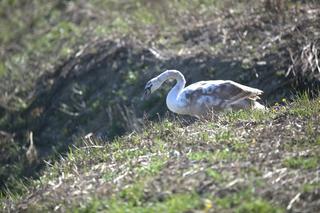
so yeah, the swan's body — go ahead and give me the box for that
[144,70,265,117]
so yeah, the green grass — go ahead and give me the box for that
[187,149,244,162]
[288,92,320,117]
[205,168,223,182]
[89,193,201,213]
[224,109,273,123]
[236,199,284,213]
[301,182,320,193]
[215,188,254,209]
[70,181,202,212]
[136,157,167,176]
[120,182,146,206]
[103,171,117,182]
[215,188,284,213]
[283,156,319,170]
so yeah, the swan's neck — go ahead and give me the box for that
[160,70,186,114]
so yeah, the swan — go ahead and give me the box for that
[143,70,265,117]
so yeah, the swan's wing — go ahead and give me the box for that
[216,80,263,101]
[182,80,263,109]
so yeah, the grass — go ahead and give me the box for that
[283,156,319,170]
[1,1,320,212]
[215,188,284,213]
[76,193,201,213]
[187,149,244,162]
[1,94,319,212]
[136,156,167,176]
[1,0,319,194]
[236,199,284,213]
[205,168,223,182]
[288,92,320,117]
[301,182,320,193]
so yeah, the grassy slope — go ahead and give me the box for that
[2,94,319,212]
[0,0,238,193]
[1,1,320,211]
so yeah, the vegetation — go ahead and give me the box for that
[2,95,320,212]
[0,0,320,212]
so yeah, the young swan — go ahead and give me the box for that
[144,70,265,117]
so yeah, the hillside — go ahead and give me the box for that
[0,0,320,212]
[2,95,320,212]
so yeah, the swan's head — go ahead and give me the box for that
[143,77,161,99]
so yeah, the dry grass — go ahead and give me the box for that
[287,40,320,81]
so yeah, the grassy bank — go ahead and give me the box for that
[1,1,320,211]
[2,93,319,212]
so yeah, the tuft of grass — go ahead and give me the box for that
[107,193,201,213]
[70,192,201,213]
[301,182,320,193]
[103,171,117,182]
[187,149,243,162]
[283,156,319,170]
[120,182,145,206]
[136,157,167,176]
[215,188,284,213]
[215,188,254,209]
[225,109,273,123]
[236,199,284,213]
[215,130,234,142]
[205,168,223,183]
[288,92,320,117]
[71,200,101,213]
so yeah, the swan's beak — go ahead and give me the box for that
[142,88,151,100]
